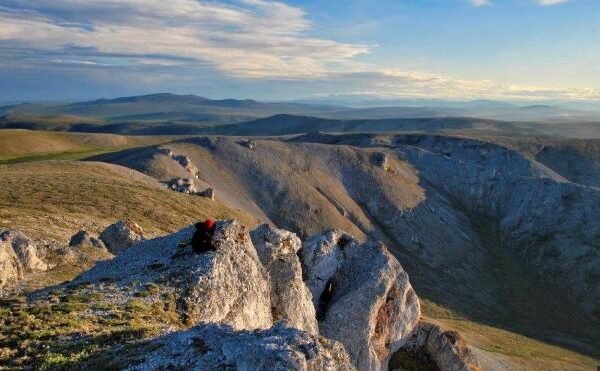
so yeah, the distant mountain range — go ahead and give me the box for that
[1,93,600,137]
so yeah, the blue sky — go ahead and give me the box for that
[0,0,598,102]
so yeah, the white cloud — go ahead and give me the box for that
[319,68,600,101]
[535,0,570,5]
[0,0,367,78]
[0,0,595,102]
[468,0,491,7]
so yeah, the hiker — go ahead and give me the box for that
[192,219,217,253]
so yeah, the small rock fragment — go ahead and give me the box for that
[69,230,106,249]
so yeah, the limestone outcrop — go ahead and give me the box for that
[67,220,475,370]
[166,177,198,194]
[0,230,48,288]
[158,146,199,178]
[173,155,199,176]
[129,322,354,371]
[300,229,421,370]
[77,220,272,330]
[250,224,318,335]
[99,220,144,255]
[390,322,482,371]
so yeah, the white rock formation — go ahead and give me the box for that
[78,220,272,330]
[300,230,421,370]
[166,177,198,194]
[250,224,318,335]
[129,322,354,371]
[0,230,48,288]
[99,220,144,255]
[300,230,350,308]
[393,322,481,371]
[182,220,272,329]
[174,155,199,175]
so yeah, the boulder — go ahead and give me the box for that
[77,220,272,330]
[372,152,389,170]
[99,220,144,255]
[197,187,215,200]
[173,155,199,175]
[166,177,198,194]
[246,140,257,149]
[158,147,173,157]
[390,322,481,371]
[68,230,106,249]
[300,230,421,370]
[250,224,318,335]
[129,322,354,371]
[0,230,47,288]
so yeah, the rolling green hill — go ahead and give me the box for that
[0,129,176,163]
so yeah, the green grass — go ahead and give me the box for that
[0,129,175,164]
[0,285,182,369]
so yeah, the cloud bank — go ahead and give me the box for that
[0,0,596,102]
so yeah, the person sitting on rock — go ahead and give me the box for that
[192,219,217,254]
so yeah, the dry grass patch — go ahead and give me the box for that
[0,160,257,242]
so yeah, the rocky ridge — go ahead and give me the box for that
[0,214,480,369]
[61,219,478,370]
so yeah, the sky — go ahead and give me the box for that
[0,0,599,103]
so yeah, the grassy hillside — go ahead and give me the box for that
[0,161,257,242]
[0,160,258,290]
[0,129,175,163]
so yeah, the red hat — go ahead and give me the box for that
[203,219,216,230]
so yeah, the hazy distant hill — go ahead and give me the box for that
[0,93,350,130]
[200,113,600,138]
[2,93,600,137]
[295,96,600,121]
